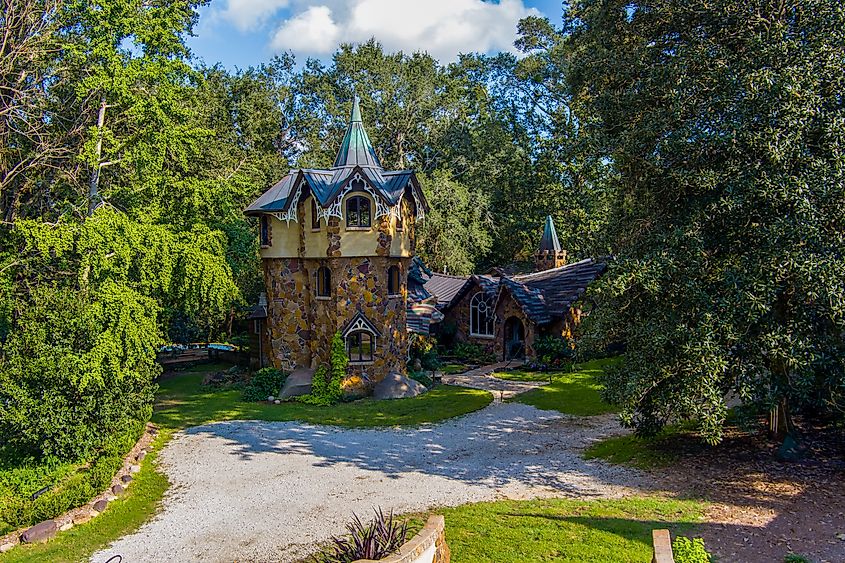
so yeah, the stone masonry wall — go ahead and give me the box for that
[332,256,409,385]
[263,258,312,370]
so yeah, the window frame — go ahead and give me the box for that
[311,199,320,231]
[469,291,495,338]
[315,266,331,299]
[387,265,401,297]
[346,330,375,363]
[346,195,372,229]
[259,215,271,247]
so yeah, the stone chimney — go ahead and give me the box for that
[535,215,567,271]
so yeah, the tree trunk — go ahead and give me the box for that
[88,96,107,216]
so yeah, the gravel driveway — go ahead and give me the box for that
[92,402,650,563]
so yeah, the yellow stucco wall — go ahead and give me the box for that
[258,193,414,259]
[259,215,300,259]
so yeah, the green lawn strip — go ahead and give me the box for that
[441,363,471,375]
[583,423,701,470]
[153,373,492,430]
[414,496,707,563]
[1,368,491,560]
[492,369,559,382]
[0,430,171,563]
[510,358,621,416]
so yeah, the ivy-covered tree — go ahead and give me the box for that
[561,0,845,441]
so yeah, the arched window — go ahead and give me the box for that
[259,215,271,247]
[311,199,319,230]
[387,265,400,296]
[470,292,495,337]
[347,331,374,362]
[346,196,371,228]
[315,266,331,298]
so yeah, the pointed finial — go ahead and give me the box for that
[350,94,362,123]
[539,215,562,252]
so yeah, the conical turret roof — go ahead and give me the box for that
[538,215,562,252]
[333,96,382,169]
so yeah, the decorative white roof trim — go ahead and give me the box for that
[412,186,425,223]
[343,315,378,337]
[272,180,303,224]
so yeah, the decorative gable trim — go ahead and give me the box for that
[341,311,383,338]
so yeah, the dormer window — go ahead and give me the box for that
[346,196,371,229]
[260,216,271,247]
[316,266,331,298]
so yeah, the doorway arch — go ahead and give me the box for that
[504,316,525,360]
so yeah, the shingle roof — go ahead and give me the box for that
[422,273,470,307]
[497,277,551,324]
[507,258,607,322]
[245,97,428,217]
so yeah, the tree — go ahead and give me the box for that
[562,0,845,442]
[416,170,492,275]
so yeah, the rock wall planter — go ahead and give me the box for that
[0,423,158,555]
[353,515,450,563]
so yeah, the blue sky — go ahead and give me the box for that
[187,0,563,70]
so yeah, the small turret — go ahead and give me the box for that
[535,215,567,271]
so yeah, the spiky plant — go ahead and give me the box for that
[313,508,409,563]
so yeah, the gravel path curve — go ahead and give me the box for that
[92,403,651,563]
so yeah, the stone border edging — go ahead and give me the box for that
[0,423,159,553]
[353,515,450,563]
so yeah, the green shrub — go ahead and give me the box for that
[242,367,288,402]
[534,335,575,363]
[783,555,812,563]
[672,536,712,563]
[410,336,441,370]
[0,286,158,461]
[297,332,346,406]
[409,371,433,388]
[0,423,144,532]
[451,342,494,364]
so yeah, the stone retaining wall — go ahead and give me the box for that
[353,515,450,563]
[0,424,158,554]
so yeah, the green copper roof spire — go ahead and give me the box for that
[539,215,562,252]
[350,94,362,122]
[334,95,381,169]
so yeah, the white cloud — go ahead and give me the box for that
[218,0,291,31]
[269,0,539,62]
[271,5,341,53]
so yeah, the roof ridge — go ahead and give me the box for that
[430,272,470,280]
[514,258,596,280]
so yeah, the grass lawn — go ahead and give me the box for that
[153,369,492,430]
[1,364,491,562]
[434,496,707,563]
[441,363,471,375]
[0,430,171,563]
[582,422,704,470]
[511,358,620,416]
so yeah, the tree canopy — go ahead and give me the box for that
[542,0,845,441]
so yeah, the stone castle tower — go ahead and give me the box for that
[245,96,429,385]
[535,215,567,271]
